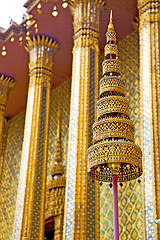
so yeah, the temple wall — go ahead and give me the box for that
[100,30,143,240]
[0,31,142,240]
[0,78,71,240]
[0,111,25,240]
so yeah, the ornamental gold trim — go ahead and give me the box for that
[138,1,160,30]
[138,0,160,11]
[99,76,125,96]
[87,140,142,182]
[102,59,121,75]
[29,68,52,88]
[25,35,59,72]
[70,0,105,35]
[47,177,66,190]
[105,44,118,57]
[92,118,134,143]
[0,74,15,91]
[50,163,64,176]
[73,28,99,41]
[106,31,116,42]
[97,96,130,119]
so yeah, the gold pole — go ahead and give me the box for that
[12,36,58,240]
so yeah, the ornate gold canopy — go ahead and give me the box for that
[87,12,142,182]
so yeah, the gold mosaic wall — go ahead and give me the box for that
[100,31,143,240]
[0,78,71,240]
[0,112,25,239]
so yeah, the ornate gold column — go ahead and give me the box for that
[138,1,160,239]
[12,36,58,240]
[64,1,104,239]
[0,75,15,180]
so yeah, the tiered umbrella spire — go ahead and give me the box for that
[87,11,142,182]
[87,12,142,239]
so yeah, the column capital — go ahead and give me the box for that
[0,74,15,91]
[25,35,59,87]
[138,0,160,29]
[0,74,15,179]
[0,74,15,111]
[25,35,59,71]
[70,0,105,38]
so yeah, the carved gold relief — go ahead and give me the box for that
[105,44,118,57]
[138,1,160,30]
[25,35,59,72]
[70,0,105,34]
[97,96,130,118]
[88,140,142,181]
[102,59,121,75]
[99,76,125,96]
[106,31,116,43]
[87,11,142,195]
[92,118,135,143]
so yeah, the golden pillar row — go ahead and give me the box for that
[63,1,104,239]
[0,75,15,180]
[12,36,58,240]
[138,1,160,239]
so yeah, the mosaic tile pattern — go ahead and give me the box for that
[87,48,96,240]
[100,31,143,240]
[0,112,25,240]
[141,26,155,239]
[65,45,100,239]
[13,84,38,240]
[31,86,47,239]
[65,47,81,239]
[0,79,71,240]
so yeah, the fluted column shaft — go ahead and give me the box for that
[0,75,15,179]
[64,1,104,239]
[12,36,58,240]
[138,1,160,239]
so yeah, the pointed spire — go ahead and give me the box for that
[108,10,114,31]
[106,10,116,43]
[50,109,64,178]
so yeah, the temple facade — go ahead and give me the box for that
[0,0,160,240]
